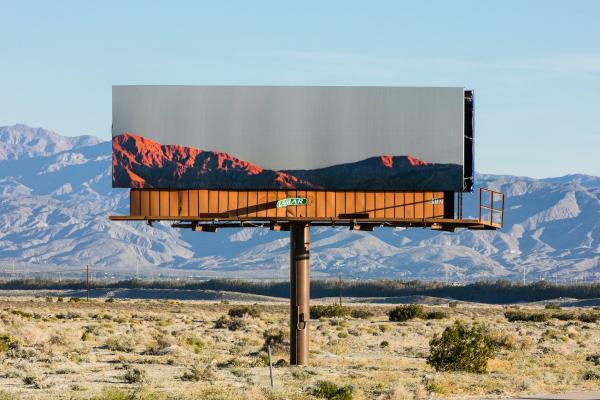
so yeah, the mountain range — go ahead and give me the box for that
[0,124,598,282]
[112,133,462,190]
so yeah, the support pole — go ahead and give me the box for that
[290,222,310,366]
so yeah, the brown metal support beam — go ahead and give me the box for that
[290,222,310,366]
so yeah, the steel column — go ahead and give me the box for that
[290,222,310,365]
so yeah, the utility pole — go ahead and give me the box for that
[522,267,526,286]
[86,265,90,301]
[338,271,343,307]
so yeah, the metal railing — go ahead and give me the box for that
[479,188,504,228]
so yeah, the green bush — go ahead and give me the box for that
[311,380,353,400]
[579,313,600,323]
[551,311,577,321]
[68,297,82,303]
[425,310,448,320]
[10,310,32,319]
[504,310,548,322]
[311,304,350,319]
[545,303,561,310]
[388,304,425,322]
[0,334,19,353]
[427,321,495,373]
[349,308,374,319]
[184,336,205,353]
[227,305,260,318]
[448,301,459,308]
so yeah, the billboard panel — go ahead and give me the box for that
[112,86,469,191]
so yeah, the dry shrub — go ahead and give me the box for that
[579,312,600,323]
[145,334,174,355]
[349,308,374,319]
[228,305,260,318]
[104,335,135,353]
[586,353,600,366]
[481,327,518,350]
[180,364,214,382]
[582,370,600,381]
[311,304,350,319]
[262,327,288,353]
[425,310,447,320]
[187,385,243,400]
[545,303,561,310]
[10,310,32,319]
[122,366,146,384]
[504,310,548,322]
[214,316,247,331]
[184,336,205,354]
[0,334,19,353]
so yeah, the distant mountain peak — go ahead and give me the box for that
[0,124,103,161]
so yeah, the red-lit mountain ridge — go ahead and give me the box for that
[112,133,455,190]
[112,133,319,189]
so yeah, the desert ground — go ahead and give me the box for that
[0,294,599,400]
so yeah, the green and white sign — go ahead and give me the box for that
[276,197,308,208]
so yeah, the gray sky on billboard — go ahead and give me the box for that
[113,86,464,170]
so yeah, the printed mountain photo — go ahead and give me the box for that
[112,85,469,191]
[112,133,462,190]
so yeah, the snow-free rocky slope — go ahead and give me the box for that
[0,124,598,281]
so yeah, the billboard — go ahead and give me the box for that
[112,86,472,191]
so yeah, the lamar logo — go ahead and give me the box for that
[430,198,444,205]
[276,197,308,208]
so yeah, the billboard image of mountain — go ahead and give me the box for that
[112,85,471,191]
[112,133,462,190]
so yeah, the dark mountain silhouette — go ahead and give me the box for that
[285,155,463,191]
[112,133,461,190]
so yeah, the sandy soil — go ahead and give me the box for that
[0,296,598,399]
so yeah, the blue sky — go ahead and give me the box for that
[1,1,599,178]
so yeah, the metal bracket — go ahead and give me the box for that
[296,306,306,331]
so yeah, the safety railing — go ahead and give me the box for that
[479,188,504,228]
